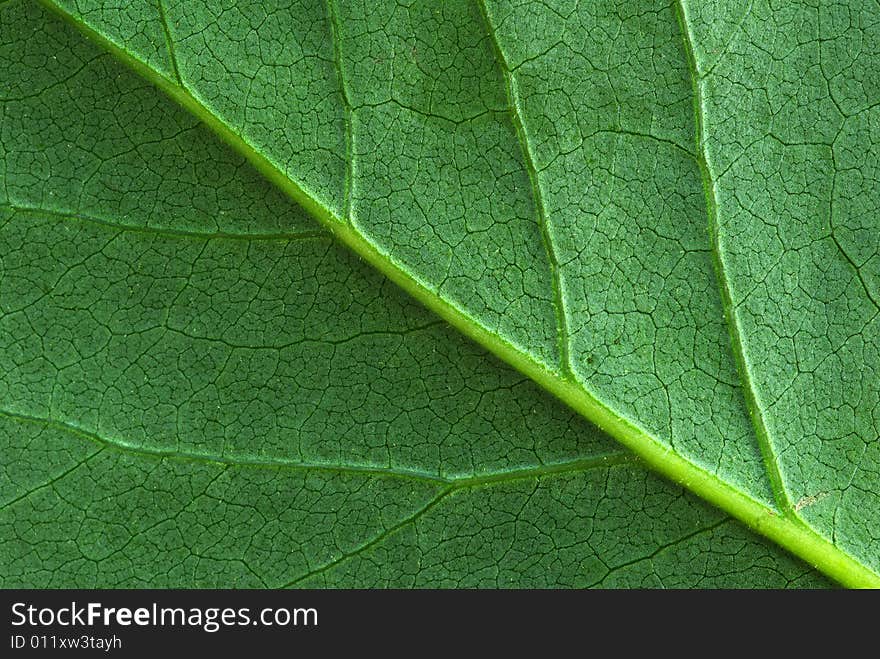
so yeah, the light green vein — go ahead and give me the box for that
[155,0,182,86]
[675,0,794,517]
[5,204,330,242]
[324,0,354,223]
[0,408,634,488]
[477,0,573,379]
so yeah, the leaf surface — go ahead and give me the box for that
[3,0,879,585]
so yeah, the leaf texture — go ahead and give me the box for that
[2,0,878,586]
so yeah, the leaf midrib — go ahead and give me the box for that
[34,0,880,588]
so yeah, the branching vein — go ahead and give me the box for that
[476,0,573,379]
[675,0,794,517]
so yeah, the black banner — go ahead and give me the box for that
[0,588,857,654]
[2,589,590,654]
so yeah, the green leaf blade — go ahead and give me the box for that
[5,0,879,586]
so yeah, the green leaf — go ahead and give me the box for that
[2,0,877,586]
[1,1,826,589]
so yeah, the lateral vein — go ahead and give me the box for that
[0,408,633,488]
[155,0,183,86]
[325,0,355,223]
[476,0,573,380]
[675,0,794,517]
[5,203,330,242]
